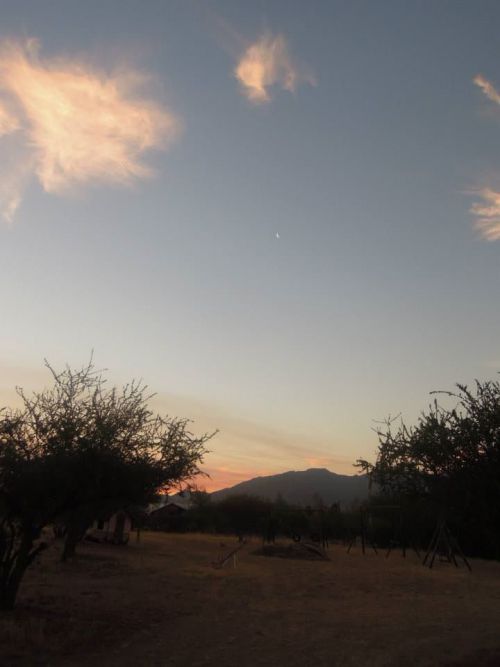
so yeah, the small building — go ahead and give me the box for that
[148,503,187,531]
[87,510,132,544]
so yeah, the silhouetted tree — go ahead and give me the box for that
[0,360,212,609]
[186,490,215,532]
[0,410,69,610]
[357,378,500,557]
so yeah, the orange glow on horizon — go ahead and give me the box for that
[197,457,358,493]
[196,466,273,493]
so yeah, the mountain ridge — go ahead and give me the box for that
[209,467,369,507]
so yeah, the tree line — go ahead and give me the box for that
[150,491,367,544]
[155,376,500,561]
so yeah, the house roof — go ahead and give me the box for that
[149,502,187,517]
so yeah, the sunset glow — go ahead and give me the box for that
[1,4,500,660]
[0,2,500,494]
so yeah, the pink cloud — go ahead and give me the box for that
[0,39,180,222]
[235,33,314,104]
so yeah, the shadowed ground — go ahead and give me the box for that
[1,533,500,666]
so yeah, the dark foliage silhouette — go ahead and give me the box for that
[0,359,212,609]
[357,378,500,558]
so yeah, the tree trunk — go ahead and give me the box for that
[61,516,90,562]
[62,522,80,562]
[0,530,36,611]
[0,567,24,611]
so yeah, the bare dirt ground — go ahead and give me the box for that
[1,532,500,667]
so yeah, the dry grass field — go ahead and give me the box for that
[1,532,500,667]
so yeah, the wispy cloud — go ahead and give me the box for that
[0,39,179,222]
[473,74,500,106]
[471,74,500,240]
[470,187,500,241]
[150,392,355,492]
[0,100,19,136]
[235,33,313,104]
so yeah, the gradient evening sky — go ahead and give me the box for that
[1,0,500,490]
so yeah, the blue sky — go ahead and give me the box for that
[1,1,500,489]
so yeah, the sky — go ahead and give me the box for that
[1,0,500,491]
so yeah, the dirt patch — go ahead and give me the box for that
[1,534,500,666]
[256,541,330,560]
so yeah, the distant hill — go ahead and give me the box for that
[210,468,370,507]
